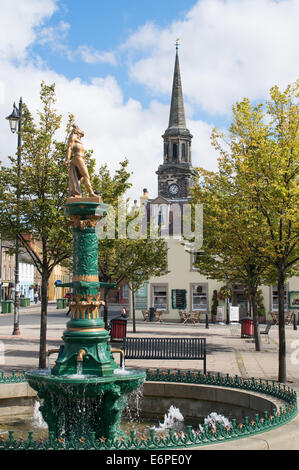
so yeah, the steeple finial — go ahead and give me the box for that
[175,38,180,52]
[167,40,186,129]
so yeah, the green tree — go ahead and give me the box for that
[0,83,76,368]
[209,81,299,380]
[93,160,132,328]
[94,161,168,330]
[125,238,168,333]
[211,290,219,319]
[190,167,270,351]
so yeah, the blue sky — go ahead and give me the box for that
[0,0,298,200]
[29,0,199,107]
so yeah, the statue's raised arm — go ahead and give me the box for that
[66,124,99,200]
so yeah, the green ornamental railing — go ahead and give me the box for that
[0,368,297,450]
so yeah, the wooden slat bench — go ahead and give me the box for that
[121,337,207,374]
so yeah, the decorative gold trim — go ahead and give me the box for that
[70,301,104,320]
[66,196,102,203]
[67,327,105,332]
[72,275,99,282]
[68,214,102,230]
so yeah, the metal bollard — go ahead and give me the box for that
[294,313,297,331]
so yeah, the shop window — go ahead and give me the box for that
[152,285,168,310]
[271,285,288,311]
[135,282,148,310]
[191,284,208,311]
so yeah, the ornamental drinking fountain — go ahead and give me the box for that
[25,125,145,441]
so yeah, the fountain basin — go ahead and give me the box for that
[25,368,145,397]
[0,369,297,449]
[25,367,145,440]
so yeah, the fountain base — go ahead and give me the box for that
[25,368,145,440]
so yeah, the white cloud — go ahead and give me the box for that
[0,58,169,201]
[38,22,117,66]
[0,0,178,201]
[125,0,299,116]
[3,0,295,203]
[76,46,117,66]
[38,19,70,46]
[0,0,58,61]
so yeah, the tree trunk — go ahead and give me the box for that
[103,287,109,330]
[132,288,136,333]
[278,266,286,383]
[39,269,49,369]
[249,286,262,352]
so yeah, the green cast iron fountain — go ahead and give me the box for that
[25,198,145,441]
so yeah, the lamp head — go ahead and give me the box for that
[6,102,20,134]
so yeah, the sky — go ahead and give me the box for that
[0,0,298,201]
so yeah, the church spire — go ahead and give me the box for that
[168,39,186,130]
[157,43,195,200]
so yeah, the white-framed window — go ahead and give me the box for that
[151,204,169,230]
[190,251,204,271]
[152,285,168,310]
[271,285,288,311]
[191,284,208,311]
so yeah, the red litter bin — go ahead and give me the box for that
[110,319,127,341]
[241,317,254,338]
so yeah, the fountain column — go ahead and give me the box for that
[51,198,118,377]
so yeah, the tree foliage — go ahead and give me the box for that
[0,83,74,367]
[93,161,168,329]
[191,81,298,380]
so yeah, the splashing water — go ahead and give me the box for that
[76,362,83,376]
[114,368,132,375]
[33,401,48,429]
[153,406,184,432]
[199,412,232,432]
[124,385,144,422]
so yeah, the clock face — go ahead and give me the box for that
[168,183,179,196]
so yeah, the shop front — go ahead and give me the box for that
[1,281,14,301]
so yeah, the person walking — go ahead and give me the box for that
[34,292,38,304]
[66,300,71,316]
[120,306,128,319]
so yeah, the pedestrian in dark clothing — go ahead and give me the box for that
[108,307,128,332]
[120,307,128,319]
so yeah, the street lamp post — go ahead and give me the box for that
[6,98,22,336]
[225,276,230,325]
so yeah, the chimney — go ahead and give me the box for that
[140,188,149,205]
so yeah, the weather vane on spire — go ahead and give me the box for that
[175,38,180,51]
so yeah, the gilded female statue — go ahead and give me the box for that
[65,124,97,198]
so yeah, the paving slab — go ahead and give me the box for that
[0,308,299,449]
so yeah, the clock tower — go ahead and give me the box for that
[156,43,195,200]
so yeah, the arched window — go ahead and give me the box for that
[173,143,178,161]
[164,142,169,162]
[181,143,186,161]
